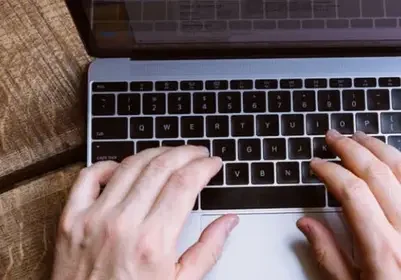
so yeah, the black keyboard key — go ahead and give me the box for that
[130,81,153,91]
[289,138,311,159]
[381,113,401,133]
[255,79,278,89]
[162,140,185,147]
[206,80,229,90]
[389,136,401,151]
[218,91,241,113]
[187,140,211,151]
[293,91,316,112]
[318,90,340,111]
[306,114,329,135]
[206,116,229,137]
[168,92,191,114]
[313,137,335,159]
[226,163,249,185]
[367,89,390,111]
[256,115,279,136]
[143,93,166,115]
[208,167,224,186]
[328,193,341,207]
[354,77,377,88]
[92,118,128,139]
[193,92,216,114]
[379,77,401,87]
[118,94,140,115]
[156,117,179,138]
[230,79,253,90]
[180,80,203,91]
[181,116,204,138]
[263,138,286,160]
[342,90,365,111]
[201,186,326,210]
[92,141,133,163]
[276,162,300,184]
[213,139,236,161]
[238,139,261,160]
[92,82,128,92]
[282,114,304,136]
[243,91,266,113]
[331,113,354,134]
[251,163,274,185]
[329,78,352,88]
[301,162,320,183]
[232,115,254,136]
[280,79,302,89]
[136,141,160,153]
[155,81,178,91]
[392,89,401,110]
[305,78,327,89]
[356,113,379,134]
[268,91,291,112]
[130,117,153,139]
[92,94,115,116]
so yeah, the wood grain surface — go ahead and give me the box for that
[0,163,83,279]
[0,0,90,182]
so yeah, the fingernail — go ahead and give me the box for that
[310,157,325,166]
[353,131,367,141]
[226,215,239,233]
[296,221,312,242]
[326,129,342,140]
[212,156,223,163]
[200,146,210,155]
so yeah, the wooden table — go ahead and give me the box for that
[0,0,89,278]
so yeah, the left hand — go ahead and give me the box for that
[51,145,239,280]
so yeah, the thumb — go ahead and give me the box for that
[176,214,239,280]
[297,217,356,280]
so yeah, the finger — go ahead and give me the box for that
[95,147,171,209]
[311,159,394,252]
[326,130,401,229]
[147,156,222,240]
[120,145,210,221]
[297,217,355,280]
[353,131,401,182]
[177,215,239,280]
[64,161,119,219]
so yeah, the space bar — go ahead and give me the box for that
[201,186,326,210]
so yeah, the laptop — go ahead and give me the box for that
[67,0,401,279]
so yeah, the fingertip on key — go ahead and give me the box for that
[352,131,367,141]
[326,129,342,141]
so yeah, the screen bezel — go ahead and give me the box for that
[66,0,401,60]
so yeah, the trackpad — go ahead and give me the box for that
[201,212,351,280]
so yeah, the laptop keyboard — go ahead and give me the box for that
[91,77,401,210]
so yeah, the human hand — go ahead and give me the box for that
[297,130,401,280]
[51,146,239,280]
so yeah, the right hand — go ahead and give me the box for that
[297,130,401,280]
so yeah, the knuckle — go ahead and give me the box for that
[136,235,162,265]
[104,215,127,240]
[341,178,367,201]
[365,161,392,180]
[119,155,139,171]
[148,156,170,172]
[170,169,192,189]
[58,213,73,239]
[314,246,328,269]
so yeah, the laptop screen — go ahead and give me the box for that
[87,0,401,52]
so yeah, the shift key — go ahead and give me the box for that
[92,141,133,163]
[92,118,128,139]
